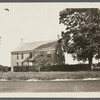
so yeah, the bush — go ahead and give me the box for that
[14,66,39,72]
[13,64,90,72]
[40,64,90,71]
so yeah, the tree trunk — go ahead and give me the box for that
[88,57,93,70]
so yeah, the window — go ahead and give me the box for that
[33,60,35,63]
[17,62,18,66]
[47,52,51,57]
[21,62,23,66]
[17,54,19,59]
[30,53,32,58]
[21,54,23,59]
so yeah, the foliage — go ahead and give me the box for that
[14,66,39,72]
[59,8,100,67]
[13,64,90,72]
[41,64,90,71]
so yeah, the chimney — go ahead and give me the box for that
[20,38,23,45]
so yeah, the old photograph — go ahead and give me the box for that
[1,3,100,94]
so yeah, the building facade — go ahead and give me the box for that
[11,40,65,71]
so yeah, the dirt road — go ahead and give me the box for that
[0,80,100,92]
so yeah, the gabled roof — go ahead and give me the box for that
[34,41,58,51]
[11,40,57,53]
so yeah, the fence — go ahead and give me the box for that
[13,64,90,72]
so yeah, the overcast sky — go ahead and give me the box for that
[0,3,99,66]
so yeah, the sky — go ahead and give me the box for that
[0,3,100,66]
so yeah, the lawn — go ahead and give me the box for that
[0,71,100,81]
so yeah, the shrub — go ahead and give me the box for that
[13,66,39,72]
[40,64,90,71]
[13,64,90,72]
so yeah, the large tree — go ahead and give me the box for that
[59,8,100,69]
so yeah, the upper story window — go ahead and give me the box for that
[33,60,35,63]
[17,54,19,59]
[21,54,23,59]
[17,62,19,66]
[40,53,43,57]
[47,52,51,57]
[30,53,32,58]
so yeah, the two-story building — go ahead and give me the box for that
[11,40,65,71]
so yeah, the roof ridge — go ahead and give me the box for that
[12,40,57,52]
[22,40,56,44]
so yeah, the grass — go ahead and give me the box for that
[0,71,100,81]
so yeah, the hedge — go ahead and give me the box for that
[13,64,90,72]
[40,64,90,71]
[14,66,39,72]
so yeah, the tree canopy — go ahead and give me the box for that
[59,8,100,69]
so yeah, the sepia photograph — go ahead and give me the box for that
[1,2,100,96]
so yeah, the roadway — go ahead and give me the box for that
[0,80,100,92]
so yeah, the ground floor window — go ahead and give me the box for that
[21,53,24,59]
[30,53,32,58]
[21,62,23,66]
